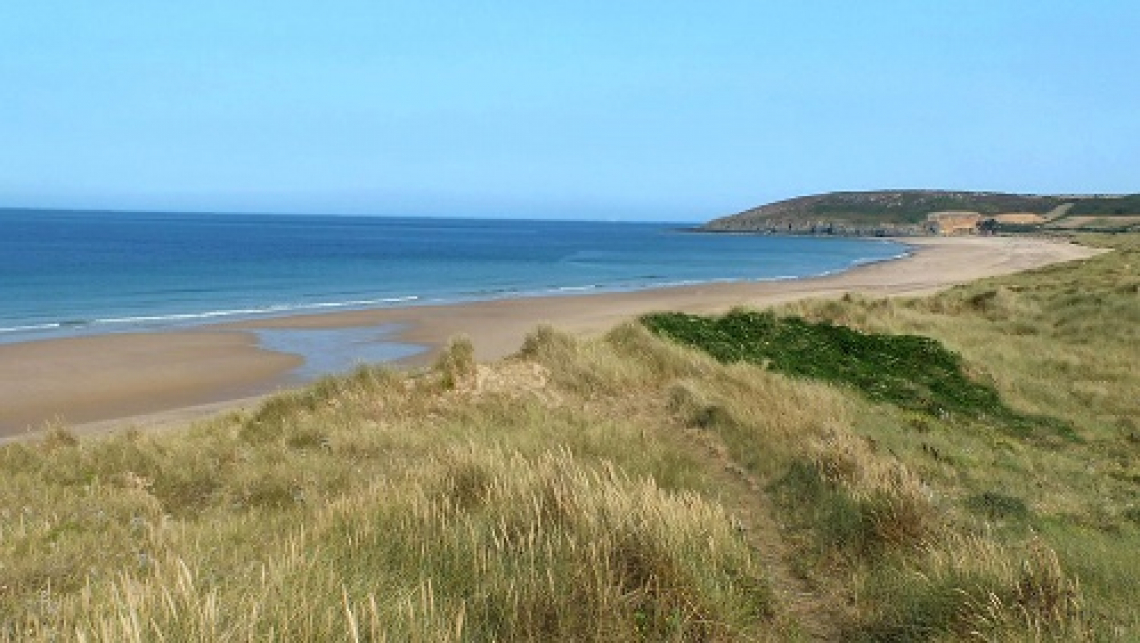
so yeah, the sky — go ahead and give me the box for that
[1,2,1138,221]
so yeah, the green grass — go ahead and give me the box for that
[1067,194,1140,216]
[772,233,1140,639]
[0,233,1136,641]
[639,234,1138,639]
[641,309,1072,441]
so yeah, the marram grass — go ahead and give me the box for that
[44,447,768,641]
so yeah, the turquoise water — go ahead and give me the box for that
[253,325,424,381]
[1,209,909,372]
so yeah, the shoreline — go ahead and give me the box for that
[0,235,1102,439]
[0,234,907,346]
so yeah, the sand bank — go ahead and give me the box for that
[0,332,300,438]
[0,236,1101,438]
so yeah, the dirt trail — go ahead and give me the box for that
[676,425,847,641]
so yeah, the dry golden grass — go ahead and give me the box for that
[2,331,778,641]
[773,233,1139,639]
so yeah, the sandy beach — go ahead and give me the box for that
[0,236,1102,439]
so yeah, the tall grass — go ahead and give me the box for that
[31,447,767,641]
[743,234,1138,638]
[1,337,776,641]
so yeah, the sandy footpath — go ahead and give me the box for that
[0,236,1101,438]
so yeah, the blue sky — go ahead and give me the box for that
[2,2,1137,221]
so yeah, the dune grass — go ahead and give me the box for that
[1,234,1136,641]
[642,308,1073,442]
[766,233,1140,639]
[1,335,775,642]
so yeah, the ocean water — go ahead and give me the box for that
[1,209,909,351]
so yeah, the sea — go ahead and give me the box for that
[1,209,908,374]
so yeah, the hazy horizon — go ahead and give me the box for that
[3,2,1138,221]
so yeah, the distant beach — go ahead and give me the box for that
[0,234,1102,438]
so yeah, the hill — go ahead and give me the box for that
[702,190,1140,234]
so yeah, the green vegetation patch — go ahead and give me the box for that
[1067,194,1140,216]
[642,310,1069,439]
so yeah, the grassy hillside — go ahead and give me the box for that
[702,190,1140,233]
[1,235,1136,641]
[1067,195,1140,216]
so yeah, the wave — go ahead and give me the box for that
[848,250,913,268]
[1,245,915,339]
[97,296,421,325]
[0,296,421,336]
[0,322,66,334]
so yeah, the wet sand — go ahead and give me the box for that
[0,332,300,438]
[0,236,1101,438]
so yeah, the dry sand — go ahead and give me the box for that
[0,235,1102,439]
